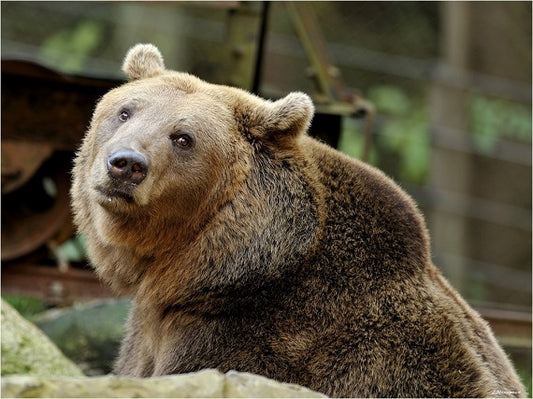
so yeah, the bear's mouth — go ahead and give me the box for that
[95,185,135,204]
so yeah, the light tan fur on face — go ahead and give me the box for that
[72,44,315,291]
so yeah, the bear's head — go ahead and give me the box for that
[72,44,317,272]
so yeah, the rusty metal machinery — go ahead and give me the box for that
[2,60,121,302]
[2,61,120,256]
[285,2,375,158]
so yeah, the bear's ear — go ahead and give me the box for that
[122,43,166,81]
[256,92,314,142]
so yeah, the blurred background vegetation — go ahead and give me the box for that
[2,1,531,392]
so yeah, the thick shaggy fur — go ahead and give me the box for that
[71,44,525,398]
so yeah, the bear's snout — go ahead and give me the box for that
[107,150,148,185]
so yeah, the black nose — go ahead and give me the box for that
[107,150,148,185]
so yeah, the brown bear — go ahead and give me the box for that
[71,43,525,398]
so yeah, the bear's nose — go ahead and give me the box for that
[107,150,148,185]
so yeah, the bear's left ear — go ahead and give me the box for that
[261,92,314,139]
[122,43,165,81]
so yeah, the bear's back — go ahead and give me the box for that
[294,137,525,398]
[303,136,430,281]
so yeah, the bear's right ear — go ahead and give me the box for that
[122,43,166,81]
[263,92,314,138]
[237,92,314,151]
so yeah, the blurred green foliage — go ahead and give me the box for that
[368,86,430,184]
[40,20,103,73]
[58,235,88,263]
[2,295,46,319]
[470,94,532,153]
[338,85,430,185]
[339,85,531,187]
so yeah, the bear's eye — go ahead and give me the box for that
[170,133,193,149]
[118,109,130,122]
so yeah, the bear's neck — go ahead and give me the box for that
[135,153,324,314]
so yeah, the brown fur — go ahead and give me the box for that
[71,44,525,398]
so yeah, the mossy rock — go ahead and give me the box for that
[1,299,83,377]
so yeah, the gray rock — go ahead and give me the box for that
[1,299,83,377]
[225,370,327,397]
[1,369,326,398]
[32,298,131,375]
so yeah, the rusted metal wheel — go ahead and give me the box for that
[1,152,73,261]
